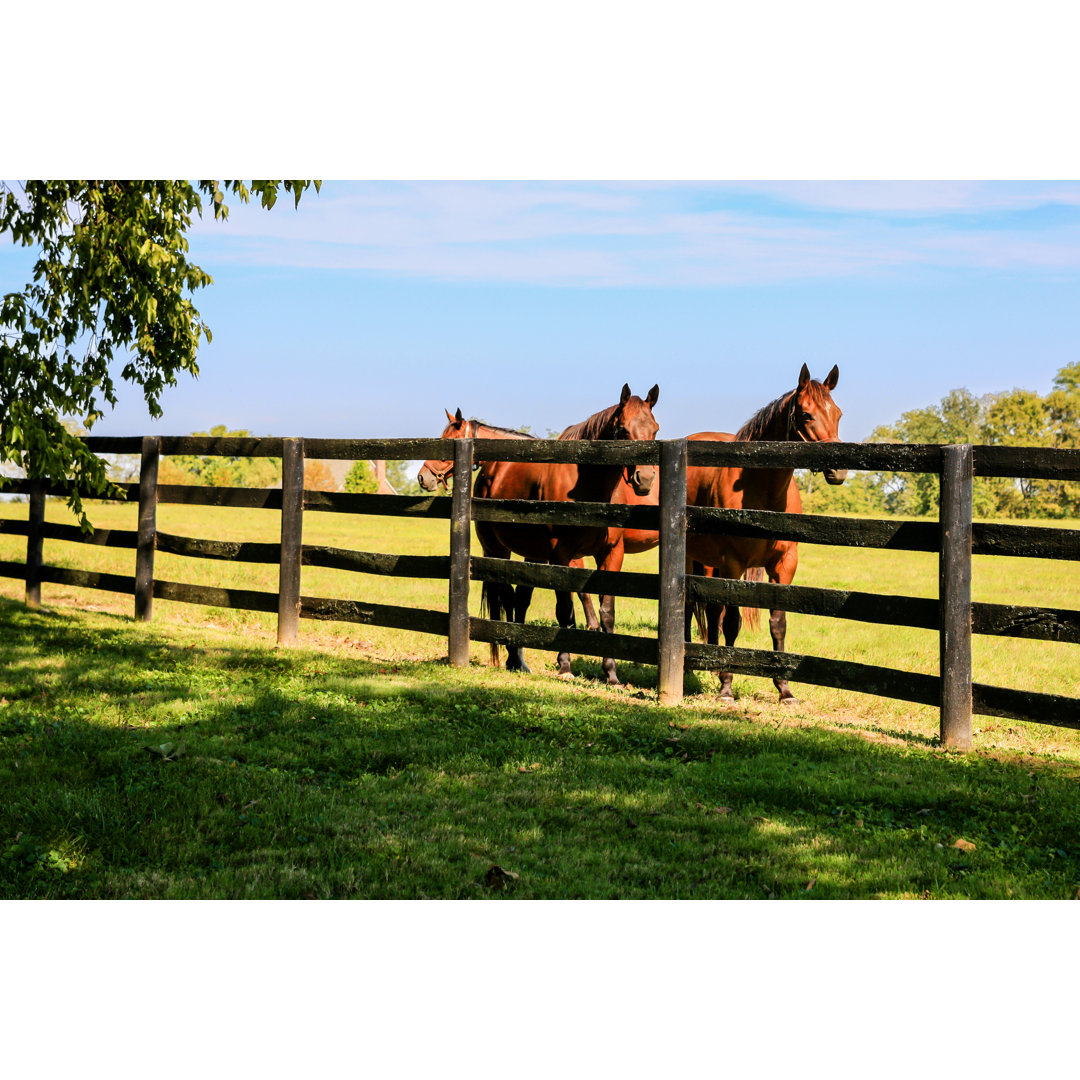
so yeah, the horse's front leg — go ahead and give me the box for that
[717,597,742,701]
[768,546,799,704]
[595,540,626,685]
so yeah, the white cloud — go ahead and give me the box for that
[186,181,1080,287]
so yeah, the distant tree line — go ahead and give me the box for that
[800,361,1080,519]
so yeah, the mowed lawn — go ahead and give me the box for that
[1,496,1078,899]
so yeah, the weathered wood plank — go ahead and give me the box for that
[0,560,27,580]
[153,578,279,613]
[973,445,1080,481]
[972,683,1080,729]
[157,485,284,509]
[154,533,280,563]
[448,438,473,667]
[278,438,304,646]
[158,436,284,457]
[79,436,146,454]
[303,547,451,578]
[971,603,1080,643]
[300,596,450,636]
[686,441,943,473]
[39,566,137,596]
[0,519,30,537]
[939,444,973,749]
[303,491,453,518]
[471,499,659,530]
[302,438,451,461]
[470,556,659,600]
[26,480,45,608]
[658,439,688,705]
[687,574,940,630]
[469,617,658,667]
[135,436,159,622]
[972,522,1080,561]
[37,523,139,549]
[688,506,941,551]
[684,642,942,708]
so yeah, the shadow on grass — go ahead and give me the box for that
[2,597,1079,900]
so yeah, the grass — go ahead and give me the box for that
[1,497,1078,899]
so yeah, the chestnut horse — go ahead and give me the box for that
[686,364,847,703]
[417,410,603,630]
[441,385,659,683]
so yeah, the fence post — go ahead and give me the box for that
[448,437,474,667]
[278,437,304,647]
[25,479,45,608]
[939,443,973,750]
[135,436,160,622]
[658,438,688,706]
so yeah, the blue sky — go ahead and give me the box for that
[4,180,1080,445]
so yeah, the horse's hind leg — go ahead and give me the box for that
[504,580,531,673]
[572,558,600,631]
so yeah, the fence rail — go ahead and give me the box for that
[3,434,1079,747]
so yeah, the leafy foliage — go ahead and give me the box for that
[158,425,281,488]
[0,181,319,525]
[343,460,378,494]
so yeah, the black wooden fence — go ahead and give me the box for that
[2,434,1079,751]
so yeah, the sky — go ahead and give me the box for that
[4,180,1080,449]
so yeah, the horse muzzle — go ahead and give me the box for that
[630,466,656,496]
[417,465,442,491]
[823,468,849,486]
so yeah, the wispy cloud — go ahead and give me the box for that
[187,181,1080,287]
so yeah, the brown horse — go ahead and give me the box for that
[417,410,603,630]
[686,364,847,703]
[473,384,660,683]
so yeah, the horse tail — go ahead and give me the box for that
[690,561,709,642]
[742,567,764,632]
[479,580,501,667]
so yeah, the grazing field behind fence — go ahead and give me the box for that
[1,434,1078,750]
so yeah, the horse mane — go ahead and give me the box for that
[470,419,537,440]
[559,403,620,441]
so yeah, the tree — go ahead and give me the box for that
[159,425,281,488]
[343,460,378,494]
[0,180,319,525]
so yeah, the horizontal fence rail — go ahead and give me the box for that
[2,434,1078,747]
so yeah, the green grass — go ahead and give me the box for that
[1,497,1078,899]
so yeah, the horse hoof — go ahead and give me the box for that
[556,670,575,680]
[718,695,737,708]
[780,695,799,707]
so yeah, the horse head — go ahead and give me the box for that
[611,383,660,495]
[789,365,847,485]
[418,407,472,491]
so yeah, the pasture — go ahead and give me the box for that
[1,499,1079,899]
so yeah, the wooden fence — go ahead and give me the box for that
[2,434,1079,750]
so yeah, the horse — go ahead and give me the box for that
[470,384,659,684]
[417,409,603,631]
[686,364,847,704]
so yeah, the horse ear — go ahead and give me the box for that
[824,365,839,390]
[455,408,463,423]
[798,364,811,389]
[645,384,659,407]
[620,383,631,404]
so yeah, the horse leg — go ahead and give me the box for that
[685,560,705,642]
[595,542,626,685]
[553,586,576,677]
[717,601,742,701]
[768,549,799,704]
[504,581,533,673]
[573,558,600,632]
